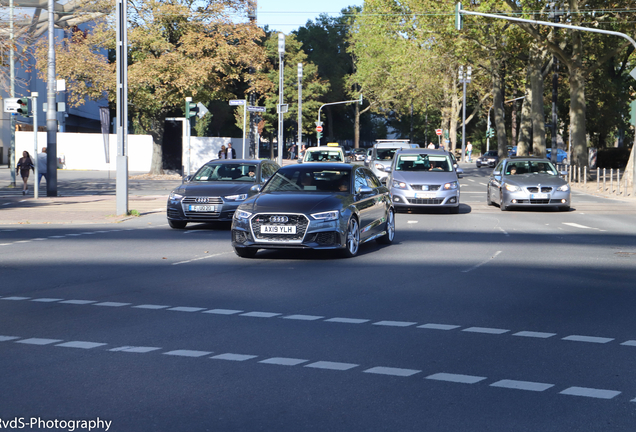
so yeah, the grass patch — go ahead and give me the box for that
[127,209,140,216]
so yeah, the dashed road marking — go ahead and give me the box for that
[462,251,502,273]
[1,296,31,301]
[563,335,614,344]
[204,309,243,315]
[498,227,509,236]
[211,353,258,361]
[172,252,230,265]
[110,346,161,353]
[563,222,592,229]
[418,323,461,330]
[490,379,554,392]
[60,300,96,305]
[560,387,621,399]
[133,304,170,310]
[513,331,556,339]
[16,338,63,345]
[240,311,281,318]
[364,367,421,377]
[305,361,358,371]
[463,327,509,335]
[325,317,370,324]
[31,298,63,302]
[94,302,132,307]
[164,350,212,358]
[167,306,207,313]
[56,341,107,349]
[260,357,308,366]
[0,336,20,341]
[426,373,486,384]
[620,340,636,347]
[283,314,325,321]
[373,320,417,327]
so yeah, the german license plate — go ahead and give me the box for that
[260,225,296,234]
[530,193,549,199]
[188,205,215,212]
[415,192,436,199]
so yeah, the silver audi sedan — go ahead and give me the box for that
[487,157,570,211]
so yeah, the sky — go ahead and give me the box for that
[255,0,363,34]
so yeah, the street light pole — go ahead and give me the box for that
[277,33,285,166]
[47,0,58,197]
[298,63,303,156]
[9,0,16,187]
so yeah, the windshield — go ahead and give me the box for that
[262,168,351,193]
[375,148,399,161]
[304,150,343,162]
[484,151,498,157]
[505,160,558,175]
[192,163,257,182]
[395,154,453,172]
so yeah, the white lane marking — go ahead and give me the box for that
[479,182,488,186]
[259,357,308,366]
[110,346,161,353]
[94,302,131,307]
[513,331,556,339]
[463,327,509,335]
[16,338,63,345]
[133,304,170,310]
[80,232,96,235]
[172,252,230,265]
[563,222,592,229]
[31,298,63,302]
[0,336,20,342]
[426,373,486,384]
[490,379,554,392]
[56,341,107,349]
[373,320,417,327]
[462,251,502,273]
[204,309,243,315]
[0,229,16,231]
[324,317,370,324]
[67,234,82,237]
[283,314,324,321]
[418,324,461,331]
[305,361,358,371]
[240,311,281,318]
[0,243,11,246]
[59,300,96,305]
[560,387,621,399]
[2,203,11,206]
[14,240,31,244]
[48,236,66,239]
[32,238,47,241]
[1,296,31,301]
[364,367,421,377]
[620,341,636,347]
[167,307,207,313]
[498,227,509,236]
[562,335,614,344]
[467,179,475,182]
[164,350,212,358]
[211,353,258,361]
[407,220,418,224]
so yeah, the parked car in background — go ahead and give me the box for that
[476,150,499,168]
[299,144,348,164]
[352,148,367,162]
[387,149,461,214]
[486,157,570,211]
[546,148,568,164]
[167,159,280,229]
[366,140,414,183]
[231,163,395,258]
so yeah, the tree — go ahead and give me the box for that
[35,0,266,174]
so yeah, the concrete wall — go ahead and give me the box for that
[15,132,153,172]
[183,137,245,174]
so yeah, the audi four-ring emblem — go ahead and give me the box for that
[196,197,209,203]
[269,216,288,223]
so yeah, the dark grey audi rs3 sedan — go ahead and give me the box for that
[166,159,280,229]
[231,163,395,258]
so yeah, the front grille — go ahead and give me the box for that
[407,198,444,205]
[182,196,224,217]
[526,187,553,193]
[251,214,309,242]
[309,231,338,246]
[530,199,550,204]
[410,185,441,191]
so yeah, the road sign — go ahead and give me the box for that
[229,99,245,106]
[436,129,443,136]
[248,106,266,113]
[3,98,22,113]
[315,121,323,127]
[196,102,209,118]
[316,125,323,132]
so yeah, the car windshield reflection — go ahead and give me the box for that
[262,168,351,193]
[193,163,257,182]
[505,160,558,176]
[395,154,453,172]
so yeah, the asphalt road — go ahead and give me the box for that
[1,164,636,431]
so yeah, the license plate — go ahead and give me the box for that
[415,192,436,199]
[260,225,297,234]
[530,193,549,199]
[188,205,215,212]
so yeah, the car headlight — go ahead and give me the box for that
[392,180,407,189]
[169,192,183,200]
[443,181,458,190]
[557,184,570,191]
[224,194,248,201]
[234,210,252,221]
[505,184,521,192]
[311,210,339,221]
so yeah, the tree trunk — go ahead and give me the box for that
[569,32,587,169]
[354,102,360,148]
[511,99,518,146]
[530,43,546,157]
[517,83,532,156]
[492,60,508,159]
[148,113,166,175]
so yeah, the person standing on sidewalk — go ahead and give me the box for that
[37,147,48,188]
[466,141,473,162]
[226,143,236,159]
[16,151,34,195]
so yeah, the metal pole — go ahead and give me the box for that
[46,0,58,196]
[596,168,599,190]
[486,106,492,152]
[603,168,606,191]
[116,0,128,214]
[277,33,285,166]
[461,73,467,162]
[550,4,559,164]
[298,63,303,157]
[617,169,621,195]
[185,97,192,175]
[32,93,38,199]
[242,101,247,159]
[610,168,613,192]
[9,0,16,187]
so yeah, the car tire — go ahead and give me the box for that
[486,187,494,206]
[168,219,187,229]
[377,209,395,244]
[499,192,508,211]
[233,247,258,258]
[476,163,481,168]
[558,205,570,212]
[342,217,360,258]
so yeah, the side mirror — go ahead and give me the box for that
[182,175,192,183]
[250,184,262,193]
[385,167,392,173]
[453,163,458,169]
[357,185,374,195]
[493,171,501,176]
[376,165,385,172]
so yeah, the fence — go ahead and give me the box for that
[558,164,633,198]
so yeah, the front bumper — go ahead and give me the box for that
[390,188,460,208]
[166,198,241,222]
[502,190,570,208]
[231,213,347,250]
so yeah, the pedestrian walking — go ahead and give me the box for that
[218,145,227,159]
[290,144,297,160]
[16,151,34,195]
[299,144,307,159]
[466,141,473,162]
[227,143,236,159]
[37,147,48,188]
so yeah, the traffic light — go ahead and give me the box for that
[317,131,322,142]
[185,99,199,120]
[486,128,495,138]
[16,98,30,117]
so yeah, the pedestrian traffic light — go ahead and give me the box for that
[185,99,199,120]
[317,131,322,141]
[16,98,30,117]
